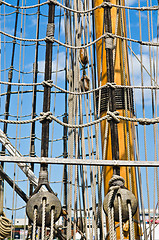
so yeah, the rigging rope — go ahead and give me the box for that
[1,29,159,48]
[1,0,159,12]
[1,110,159,127]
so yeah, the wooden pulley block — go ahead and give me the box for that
[103,175,137,222]
[79,48,88,66]
[103,187,138,222]
[80,75,90,91]
[26,191,62,227]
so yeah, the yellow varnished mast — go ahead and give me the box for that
[94,0,140,238]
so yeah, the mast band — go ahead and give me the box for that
[96,87,134,114]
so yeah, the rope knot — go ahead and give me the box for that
[42,80,53,88]
[107,111,120,123]
[139,118,151,125]
[45,36,54,43]
[102,1,112,8]
[106,82,116,89]
[48,0,57,5]
[40,112,52,123]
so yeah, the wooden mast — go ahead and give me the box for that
[94,0,140,238]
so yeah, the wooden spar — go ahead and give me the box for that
[94,0,140,238]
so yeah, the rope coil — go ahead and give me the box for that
[0,215,12,240]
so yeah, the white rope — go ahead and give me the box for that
[1,29,159,47]
[128,203,135,240]
[107,185,120,240]
[50,208,54,240]
[32,208,37,240]
[118,195,124,240]
[2,110,159,127]
[2,80,159,92]
[0,30,45,42]
[2,0,159,12]
[48,33,159,48]
[1,0,48,9]
[42,198,46,240]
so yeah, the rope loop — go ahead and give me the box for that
[109,175,125,188]
[39,112,52,123]
[107,111,120,123]
[42,80,53,88]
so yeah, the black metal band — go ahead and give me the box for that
[96,87,134,114]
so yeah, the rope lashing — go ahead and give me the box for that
[46,23,55,38]
[102,1,112,8]
[42,80,53,88]
[107,111,120,123]
[39,112,52,123]
[106,82,116,89]
[0,214,12,240]
[105,36,115,50]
